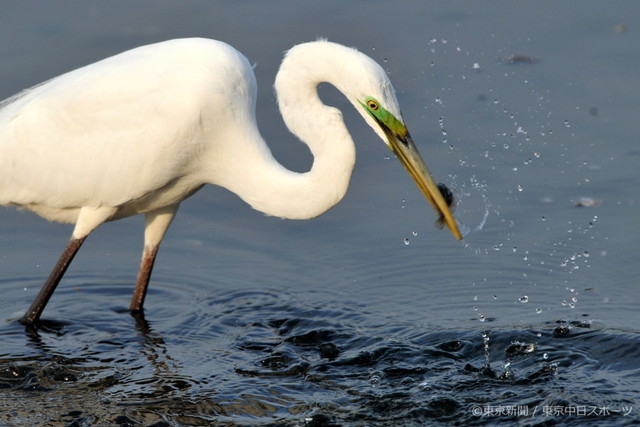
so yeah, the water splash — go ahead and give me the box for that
[446,174,493,239]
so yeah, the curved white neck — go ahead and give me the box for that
[209,44,358,220]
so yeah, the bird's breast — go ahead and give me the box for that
[111,179,205,221]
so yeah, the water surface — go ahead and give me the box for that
[1,1,639,425]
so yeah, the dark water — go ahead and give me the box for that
[1,1,639,426]
[2,280,639,426]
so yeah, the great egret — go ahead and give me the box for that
[0,38,461,326]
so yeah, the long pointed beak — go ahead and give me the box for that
[385,130,462,240]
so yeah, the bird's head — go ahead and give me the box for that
[344,55,461,240]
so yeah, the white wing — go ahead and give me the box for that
[0,38,251,211]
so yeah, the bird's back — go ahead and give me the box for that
[0,38,256,223]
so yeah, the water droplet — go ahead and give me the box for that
[472,62,481,70]
[482,331,491,364]
[543,353,549,360]
[517,184,524,192]
[403,238,410,245]
[519,295,529,303]
[535,308,543,314]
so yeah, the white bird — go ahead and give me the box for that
[0,38,461,326]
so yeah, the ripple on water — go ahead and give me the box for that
[1,276,639,425]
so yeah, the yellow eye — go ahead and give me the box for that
[367,99,379,110]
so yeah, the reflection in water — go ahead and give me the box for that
[128,312,193,402]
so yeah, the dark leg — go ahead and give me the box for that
[20,237,87,326]
[130,245,159,312]
[129,205,178,314]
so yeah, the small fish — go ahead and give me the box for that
[435,183,456,230]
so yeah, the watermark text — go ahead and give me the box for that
[471,404,633,418]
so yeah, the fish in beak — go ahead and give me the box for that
[359,96,462,240]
